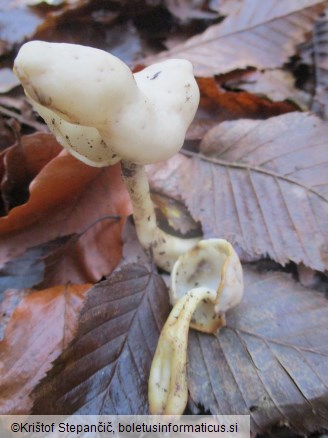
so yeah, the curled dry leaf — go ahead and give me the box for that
[146,0,327,76]
[0,132,62,213]
[175,112,328,271]
[0,133,131,284]
[187,266,328,435]
[32,264,169,415]
[0,283,91,414]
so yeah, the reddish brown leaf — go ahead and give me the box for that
[145,0,327,76]
[0,134,131,283]
[223,69,310,108]
[0,236,75,297]
[32,264,169,415]
[188,77,297,140]
[188,266,328,435]
[0,132,62,212]
[40,218,125,286]
[0,283,91,414]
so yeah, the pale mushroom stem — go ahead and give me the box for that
[121,159,200,271]
[148,287,216,415]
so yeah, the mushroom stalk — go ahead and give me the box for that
[148,287,215,415]
[149,238,244,414]
[121,160,200,271]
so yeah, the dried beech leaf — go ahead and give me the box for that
[188,266,328,435]
[177,112,328,271]
[39,220,124,288]
[0,283,91,414]
[146,0,327,76]
[0,236,70,296]
[224,70,310,108]
[0,135,131,283]
[32,264,169,415]
[147,154,188,202]
[187,77,297,140]
[0,132,62,212]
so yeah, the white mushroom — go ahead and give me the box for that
[148,239,243,414]
[14,41,201,270]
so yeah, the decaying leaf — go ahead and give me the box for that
[177,112,328,271]
[188,266,328,435]
[146,0,327,76]
[0,283,91,414]
[223,69,310,109]
[187,77,297,140]
[151,192,201,237]
[0,236,70,297]
[32,264,169,415]
[0,134,131,283]
[0,132,62,213]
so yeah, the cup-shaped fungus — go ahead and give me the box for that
[148,239,243,415]
[14,41,201,270]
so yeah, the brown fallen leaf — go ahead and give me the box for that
[32,263,169,415]
[40,217,125,287]
[0,236,70,299]
[149,112,328,271]
[223,69,310,109]
[145,0,327,76]
[0,132,62,213]
[188,266,328,435]
[187,77,297,140]
[0,283,91,414]
[0,134,131,283]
